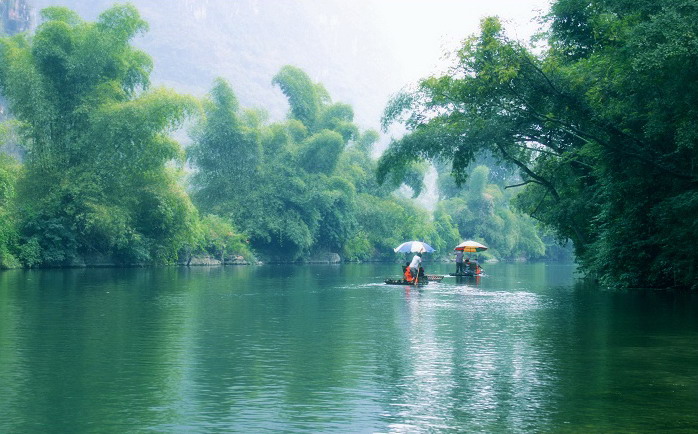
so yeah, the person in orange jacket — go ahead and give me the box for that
[405,266,413,283]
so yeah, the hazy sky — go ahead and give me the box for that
[312,0,552,132]
[30,0,552,131]
[370,0,550,83]
[361,0,551,206]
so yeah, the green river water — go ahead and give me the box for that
[0,263,696,432]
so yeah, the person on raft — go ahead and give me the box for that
[471,258,482,274]
[455,250,464,274]
[403,262,413,282]
[409,253,422,281]
[404,267,413,282]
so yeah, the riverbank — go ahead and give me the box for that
[0,249,542,270]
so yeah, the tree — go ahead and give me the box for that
[348,193,434,261]
[190,66,441,261]
[0,5,198,265]
[379,2,698,289]
[272,65,324,130]
[0,150,19,267]
[189,71,359,260]
[297,129,345,174]
[437,165,545,260]
[189,78,262,212]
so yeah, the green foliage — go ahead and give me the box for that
[348,193,434,261]
[195,214,253,261]
[194,61,557,264]
[297,129,344,174]
[379,2,698,288]
[437,165,546,260]
[272,65,323,129]
[17,237,40,267]
[335,130,394,198]
[0,5,198,266]
[130,169,200,263]
[190,66,447,262]
[342,230,373,262]
[188,79,338,260]
[355,129,379,155]
[429,208,462,255]
[189,78,261,211]
[0,4,567,269]
[0,153,19,268]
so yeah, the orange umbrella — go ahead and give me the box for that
[454,240,488,252]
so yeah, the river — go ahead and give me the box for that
[1,263,696,432]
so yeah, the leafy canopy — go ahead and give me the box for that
[379,1,698,289]
[0,5,199,265]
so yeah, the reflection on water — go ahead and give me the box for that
[0,263,697,432]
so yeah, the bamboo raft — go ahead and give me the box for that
[384,279,427,285]
[384,274,444,285]
[426,274,445,281]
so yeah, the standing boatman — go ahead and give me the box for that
[455,250,464,274]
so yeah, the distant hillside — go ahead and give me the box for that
[30,0,403,132]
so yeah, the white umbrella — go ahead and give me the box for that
[394,241,435,253]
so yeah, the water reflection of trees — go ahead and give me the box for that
[2,264,696,431]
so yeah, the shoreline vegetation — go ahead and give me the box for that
[0,252,523,268]
[2,2,696,290]
[0,4,562,275]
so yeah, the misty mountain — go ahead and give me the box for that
[31,0,404,132]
